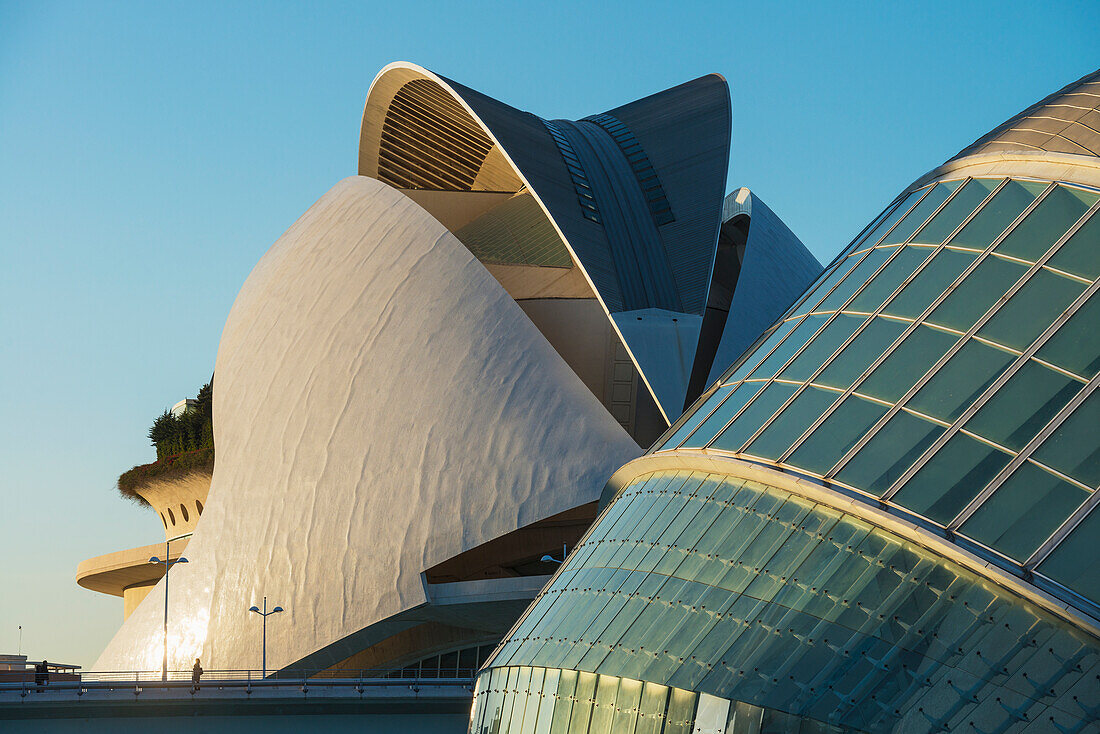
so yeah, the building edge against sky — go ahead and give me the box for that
[81,62,820,679]
[473,70,1100,733]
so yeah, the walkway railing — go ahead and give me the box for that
[0,668,477,701]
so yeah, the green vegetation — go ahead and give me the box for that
[117,382,215,505]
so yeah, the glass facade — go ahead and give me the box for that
[479,470,1100,733]
[656,176,1100,611]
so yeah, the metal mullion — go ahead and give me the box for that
[667,384,738,450]
[1025,472,1100,570]
[761,177,1005,474]
[771,183,980,463]
[713,320,784,385]
[881,199,1100,502]
[948,372,1100,533]
[734,243,921,457]
[782,184,941,322]
[699,251,885,453]
[798,186,938,318]
[1025,458,1096,494]
[824,178,1047,478]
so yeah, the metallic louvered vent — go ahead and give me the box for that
[584,112,675,226]
[541,119,602,224]
[378,79,494,190]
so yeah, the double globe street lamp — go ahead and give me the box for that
[148,539,188,681]
[248,596,284,678]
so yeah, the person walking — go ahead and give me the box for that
[34,660,48,692]
[191,658,203,690]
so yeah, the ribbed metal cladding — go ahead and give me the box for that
[950,68,1100,159]
[378,78,495,190]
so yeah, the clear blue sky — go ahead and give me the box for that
[1,0,1097,669]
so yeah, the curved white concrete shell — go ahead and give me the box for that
[93,176,641,672]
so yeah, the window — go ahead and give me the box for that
[891,433,1011,524]
[994,184,1097,263]
[947,180,1046,250]
[788,395,889,476]
[910,178,999,245]
[858,325,959,403]
[710,382,797,452]
[906,339,1015,423]
[964,360,1082,451]
[180,503,189,522]
[960,462,1088,561]
[835,410,943,495]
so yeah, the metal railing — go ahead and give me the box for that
[0,668,477,700]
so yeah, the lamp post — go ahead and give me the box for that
[541,543,568,565]
[248,596,283,678]
[149,539,188,681]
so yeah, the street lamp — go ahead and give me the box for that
[541,543,568,565]
[149,539,188,681]
[248,596,283,678]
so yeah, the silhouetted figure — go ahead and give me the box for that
[192,658,203,689]
[34,660,48,692]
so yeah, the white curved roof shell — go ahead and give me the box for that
[94,176,640,671]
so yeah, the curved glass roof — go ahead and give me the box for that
[655,175,1100,614]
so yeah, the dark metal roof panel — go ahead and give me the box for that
[604,74,732,316]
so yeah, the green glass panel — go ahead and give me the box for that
[979,269,1086,350]
[793,258,864,317]
[779,314,866,382]
[1035,290,1100,379]
[882,181,963,245]
[965,360,1082,451]
[681,382,765,449]
[1047,206,1100,280]
[550,668,577,732]
[927,255,1027,332]
[745,386,839,460]
[662,384,734,449]
[892,433,1012,524]
[882,248,977,319]
[847,246,932,313]
[635,681,670,734]
[611,677,642,734]
[534,669,560,734]
[859,324,960,403]
[748,315,829,379]
[834,408,945,495]
[907,339,1015,423]
[1038,508,1100,607]
[948,179,1046,249]
[567,671,596,732]
[721,320,798,385]
[961,462,1089,561]
[711,382,798,452]
[856,188,926,248]
[995,184,1098,262]
[1032,391,1100,488]
[815,317,907,390]
[664,688,697,734]
[788,395,890,475]
[815,248,893,313]
[588,674,619,734]
[911,178,999,245]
